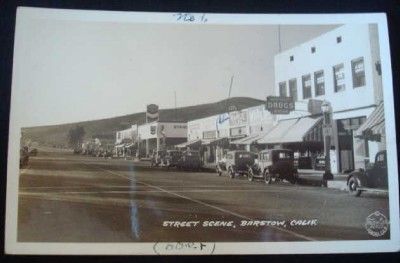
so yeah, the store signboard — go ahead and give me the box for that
[229,111,248,126]
[266,96,294,114]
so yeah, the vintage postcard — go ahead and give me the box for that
[5,7,399,254]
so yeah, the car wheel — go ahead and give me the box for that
[216,166,222,176]
[264,170,272,184]
[228,167,235,179]
[248,168,254,181]
[348,177,362,197]
[289,173,298,184]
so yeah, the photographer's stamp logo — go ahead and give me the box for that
[365,211,389,237]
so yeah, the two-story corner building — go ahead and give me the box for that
[114,124,138,157]
[271,23,384,173]
[137,121,187,157]
[183,104,274,167]
[230,104,275,151]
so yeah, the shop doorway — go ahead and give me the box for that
[337,117,366,173]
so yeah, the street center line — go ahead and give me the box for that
[85,162,316,241]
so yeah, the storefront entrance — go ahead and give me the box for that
[336,117,366,173]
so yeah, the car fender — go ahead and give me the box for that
[347,171,367,188]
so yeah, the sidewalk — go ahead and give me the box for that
[297,169,348,190]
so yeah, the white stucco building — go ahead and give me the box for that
[114,124,138,157]
[272,24,384,173]
[184,104,274,166]
[138,121,187,157]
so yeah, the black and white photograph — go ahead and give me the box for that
[5,8,400,255]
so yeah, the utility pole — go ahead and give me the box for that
[278,24,282,52]
[225,75,234,112]
[174,90,177,121]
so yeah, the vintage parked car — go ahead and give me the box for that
[164,150,183,168]
[347,150,388,197]
[248,149,298,184]
[20,147,29,168]
[313,155,326,170]
[176,150,202,171]
[150,150,166,167]
[218,150,255,179]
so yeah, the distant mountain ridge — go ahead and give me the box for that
[22,97,264,147]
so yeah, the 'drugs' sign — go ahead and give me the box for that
[266,96,295,114]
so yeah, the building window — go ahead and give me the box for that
[336,36,342,43]
[352,57,366,88]
[314,70,325,96]
[289,78,298,101]
[279,81,287,97]
[302,74,312,99]
[311,46,316,53]
[333,63,345,92]
[290,55,294,62]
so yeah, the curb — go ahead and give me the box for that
[327,180,347,191]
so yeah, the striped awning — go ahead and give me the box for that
[175,139,202,148]
[258,116,322,144]
[355,101,385,136]
[202,137,229,146]
[230,132,268,145]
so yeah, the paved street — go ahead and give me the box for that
[18,148,390,242]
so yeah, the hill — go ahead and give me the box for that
[22,97,264,147]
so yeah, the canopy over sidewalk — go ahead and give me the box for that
[175,139,202,148]
[258,117,322,144]
[355,101,385,138]
[230,132,269,145]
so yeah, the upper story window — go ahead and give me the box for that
[279,81,287,97]
[311,46,316,53]
[333,63,345,92]
[290,55,294,62]
[314,70,325,96]
[352,57,366,88]
[302,74,312,99]
[336,36,342,43]
[289,78,298,101]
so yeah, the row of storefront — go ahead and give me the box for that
[114,24,386,173]
[113,99,385,173]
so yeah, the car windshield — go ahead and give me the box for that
[238,153,251,158]
[278,152,291,159]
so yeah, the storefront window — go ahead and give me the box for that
[333,63,345,92]
[302,74,312,99]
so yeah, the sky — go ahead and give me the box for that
[13,13,338,127]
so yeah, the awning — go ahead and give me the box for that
[202,137,229,146]
[230,132,267,145]
[355,102,385,137]
[125,143,135,147]
[115,143,125,148]
[258,117,322,144]
[175,139,202,148]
